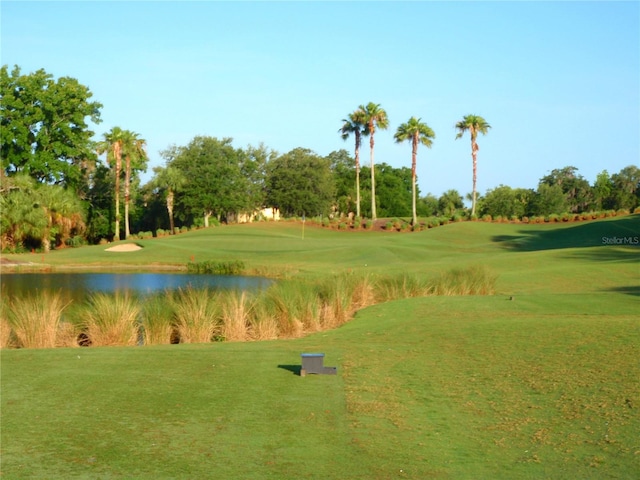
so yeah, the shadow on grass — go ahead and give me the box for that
[278,364,302,376]
[492,215,639,260]
[606,286,640,297]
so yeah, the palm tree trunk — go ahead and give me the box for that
[411,135,418,226]
[471,138,478,216]
[370,133,377,221]
[114,144,121,241]
[355,132,361,218]
[124,155,131,239]
[167,190,175,234]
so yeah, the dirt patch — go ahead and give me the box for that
[104,243,143,252]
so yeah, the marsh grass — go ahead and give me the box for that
[428,264,497,295]
[83,293,140,346]
[261,281,315,337]
[375,273,430,301]
[140,293,174,345]
[0,267,498,348]
[317,273,377,329]
[7,291,70,349]
[0,299,13,348]
[219,291,253,341]
[170,287,220,343]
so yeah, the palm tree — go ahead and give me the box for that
[455,114,491,216]
[394,117,435,226]
[360,103,389,221]
[152,165,186,234]
[120,130,147,239]
[339,110,368,218]
[96,127,125,240]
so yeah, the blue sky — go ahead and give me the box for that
[2,1,638,199]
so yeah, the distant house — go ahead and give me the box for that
[228,207,280,224]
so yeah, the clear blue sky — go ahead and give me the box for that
[2,1,638,199]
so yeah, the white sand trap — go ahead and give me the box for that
[105,243,143,252]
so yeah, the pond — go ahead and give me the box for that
[0,273,274,301]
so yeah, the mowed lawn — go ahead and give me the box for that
[1,216,639,479]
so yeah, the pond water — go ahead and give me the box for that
[0,273,274,301]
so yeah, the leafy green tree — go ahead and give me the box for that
[455,114,491,217]
[359,163,413,218]
[327,149,356,217]
[84,163,114,243]
[417,193,438,217]
[0,65,102,190]
[339,110,368,218]
[394,117,435,225]
[540,166,592,213]
[265,148,335,217]
[360,102,389,220]
[529,183,567,216]
[480,185,532,219]
[610,165,640,211]
[171,136,261,226]
[592,170,614,211]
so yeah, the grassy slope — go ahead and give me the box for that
[1,216,639,479]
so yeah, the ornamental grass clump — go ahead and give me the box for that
[375,273,430,302]
[83,293,140,347]
[8,291,71,349]
[0,299,12,348]
[260,281,317,336]
[140,293,174,345]
[220,291,253,342]
[317,272,377,329]
[428,265,497,296]
[170,287,220,343]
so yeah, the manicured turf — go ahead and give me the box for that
[2,216,639,478]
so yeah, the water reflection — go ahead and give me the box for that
[1,273,274,301]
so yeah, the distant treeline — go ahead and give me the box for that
[1,65,638,252]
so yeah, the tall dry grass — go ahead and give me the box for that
[220,291,253,341]
[1,299,13,348]
[7,291,70,348]
[170,287,220,343]
[83,293,140,346]
[427,265,497,295]
[374,273,430,302]
[317,273,377,329]
[140,293,174,345]
[0,265,498,349]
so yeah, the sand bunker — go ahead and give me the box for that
[104,243,143,252]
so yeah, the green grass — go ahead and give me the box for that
[2,215,639,478]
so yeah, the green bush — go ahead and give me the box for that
[65,235,86,248]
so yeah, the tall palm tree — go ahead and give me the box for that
[394,117,435,226]
[120,130,147,239]
[152,165,186,234]
[96,127,125,240]
[455,114,491,216]
[360,102,389,220]
[339,110,368,218]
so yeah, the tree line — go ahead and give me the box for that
[2,66,639,252]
